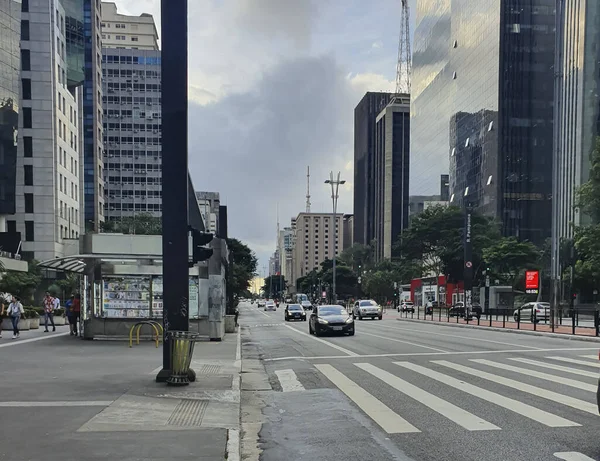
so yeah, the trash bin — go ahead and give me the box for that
[168,331,199,386]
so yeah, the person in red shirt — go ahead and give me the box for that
[70,294,81,336]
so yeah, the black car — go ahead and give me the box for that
[285,304,306,322]
[309,305,354,337]
[449,302,482,320]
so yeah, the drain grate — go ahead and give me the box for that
[199,364,222,374]
[167,399,208,427]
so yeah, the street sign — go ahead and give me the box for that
[465,261,472,268]
[525,270,539,294]
[394,281,398,289]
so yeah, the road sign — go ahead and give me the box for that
[525,270,539,294]
[465,261,472,268]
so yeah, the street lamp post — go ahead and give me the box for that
[325,172,346,305]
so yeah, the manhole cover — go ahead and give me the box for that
[167,399,208,427]
[200,364,221,374]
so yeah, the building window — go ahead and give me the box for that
[131,36,138,41]
[59,174,63,192]
[23,137,33,157]
[21,0,29,11]
[22,79,31,100]
[24,221,34,241]
[24,165,33,185]
[6,221,16,233]
[24,193,34,213]
[23,108,32,128]
[21,50,30,71]
[21,20,29,40]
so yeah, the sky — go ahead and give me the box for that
[114,0,414,271]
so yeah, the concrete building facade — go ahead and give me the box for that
[100,2,158,50]
[195,191,220,235]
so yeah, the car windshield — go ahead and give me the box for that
[360,301,377,306]
[266,301,274,305]
[319,306,345,316]
[403,301,413,305]
[288,305,302,311]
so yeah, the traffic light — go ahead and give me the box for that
[189,227,213,265]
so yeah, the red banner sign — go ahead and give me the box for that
[525,270,539,291]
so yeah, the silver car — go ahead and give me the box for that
[353,299,383,320]
[264,301,276,311]
[513,302,550,323]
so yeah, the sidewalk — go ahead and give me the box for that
[0,327,241,461]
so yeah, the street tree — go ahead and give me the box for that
[0,260,42,305]
[338,243,375,271]
[482,237,541,290]
[226,238,258,305]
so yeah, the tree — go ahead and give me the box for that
[261,275,287,298]
[320,265,358,300]
[226,238,258,304]
[483,237,541,289]
[102,213,161,235]
[576,137,600,223]
[338,243,374,271]
[54,273,80,300]
[0,260,42,305]
[362,270,397,303]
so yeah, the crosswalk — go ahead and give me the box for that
[273,353,600,436]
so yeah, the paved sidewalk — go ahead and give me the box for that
[0,327,241,461]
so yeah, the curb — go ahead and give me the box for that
[395,317,600,343]
[227,327,242,461]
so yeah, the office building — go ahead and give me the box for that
[353,92,392,246]
[101,4,160,221]
[278,227,293,282]
[269,251,280,277]
[342,214,353,250]
[292,212,344,286]
[195,191,220,234]
[556,1,600,237]
[13,0,90,261]
[412,0,555,245]
[374,96,410,260]
[100,2,159,50]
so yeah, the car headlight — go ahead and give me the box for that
[317,317,328,324]
[345,317,354,324]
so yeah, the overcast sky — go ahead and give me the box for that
[114,0,413,271]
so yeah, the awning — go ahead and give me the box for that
[38,254,161,273]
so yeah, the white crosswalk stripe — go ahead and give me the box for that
[395,362,580,427]
[356,363,499,431]
[308,354,598,436]
[579,354,599,360]
[554,452,597,461]
[470,359,597,392]
[546,356,600,368]
[509,357,599,378]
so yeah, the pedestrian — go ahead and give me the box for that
[7,296,24,339]
[43,292,56,332]
[70,294,81,336]
[65,295,74,335]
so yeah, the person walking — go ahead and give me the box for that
[7,296,24,339]
[65,295,74,335]
[43,292,56,332]
[70,295,81,337]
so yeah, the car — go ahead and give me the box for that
[285,304,306,321]
[257,299,266,308]
[449,302,482,320]
[264,300,276,311]
[301,300,313,311]
[309,305,354,336]
[352,299,383,320]
[399,300,415,313]
[513,302,550,323]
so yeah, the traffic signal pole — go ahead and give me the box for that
[156,0,190,382]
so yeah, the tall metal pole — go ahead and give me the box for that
[156,0,189,382]
[326,172,346,304]
[464,198,473,316]
[550,0,564,331]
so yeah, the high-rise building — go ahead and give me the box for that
[556,1,600,237]
[374,96,410,260]
[195,191,220,234]
[100,2,159,51]
[353,92,392,246]
[101,3,160,222]
[292,212,344,286]
[278,227,293,282]
[342,214,353,250]
[412,0,555,245]
[14,0,89,261]
[0,0,21,229]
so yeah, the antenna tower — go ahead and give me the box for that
[394,0,411,96]
[306,166,311,213]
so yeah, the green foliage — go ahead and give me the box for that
[573,224,600,292]
[482,237,541,288]
[226,238,258,301]
[54,274,80,299]
[102,213,162,235]
[338,244,375,271]
[0,261,42,304]
[576,137,600,223]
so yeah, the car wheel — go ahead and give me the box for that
[358,314,362,320]
[348,330,355,336]
[303,318,307,322]
[378,315,383,320]
[315,328,322,337]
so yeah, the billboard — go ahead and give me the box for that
[525,270,539,294]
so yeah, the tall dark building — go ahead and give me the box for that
[0,0,21,218]
[353,92,392,247]
[412,0,555,245]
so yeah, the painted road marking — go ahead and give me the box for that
[509,358,599,378]
[357,330,448,352]
[547,357,600,369]
[579,355,598,360]
[274,369,305,392]
[0,331,70,348]
[315,364,420,434]
[396,362,579,427]
[471,359,597,392]
[356,363,499,431]
[283,324,359,356]
[434,360,597,415]
[554,452,597,461]
[0,401,113,407]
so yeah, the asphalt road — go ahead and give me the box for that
[239,302,600,461]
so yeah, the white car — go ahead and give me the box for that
[257,299,266,308]
[264,300,277,311]
[353,299,383,320]
[399,301,415,313]
[513,302,550,323]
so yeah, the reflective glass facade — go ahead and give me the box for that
[412,0,555,245]
[62,0,84,88]
[0,0,20,215]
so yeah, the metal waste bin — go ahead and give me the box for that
[167,331,199,386]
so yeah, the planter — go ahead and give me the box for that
[52,315,66,326]
[1,318,11,331]
[224,315,236,333]
[29,317,40,329]
[18,319,30,331]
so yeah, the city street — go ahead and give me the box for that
[239,302,600,461]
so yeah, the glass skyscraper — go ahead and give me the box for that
[412,0,556,245]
